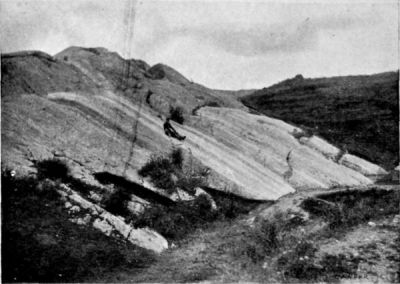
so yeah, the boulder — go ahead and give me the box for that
[126,195,150,215]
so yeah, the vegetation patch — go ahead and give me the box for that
[88,151,259,242]
[301,188,400,230]
[103,187,132,217]
[129,195,216,240]
[235,219,280,263]
[278,241,361,282]
[226,205,388,282]
[139,148,208,195]
[169,106,185,124]
[130,192,260,241]
[1,172,155,283]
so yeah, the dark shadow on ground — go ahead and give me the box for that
[93,172,174,206]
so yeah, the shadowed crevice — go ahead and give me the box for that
[94,171,174,206]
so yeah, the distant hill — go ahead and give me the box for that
[241,72,399,170]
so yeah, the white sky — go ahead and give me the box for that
[1,0,398,89]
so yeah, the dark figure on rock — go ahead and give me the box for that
[164,118,186,141]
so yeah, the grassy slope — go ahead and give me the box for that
[1,51,97,97]
[1,173,155,282]
[241,71,399,170]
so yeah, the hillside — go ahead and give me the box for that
[1,46,394,282]
[2,47,384,200]
[241,72,399,170]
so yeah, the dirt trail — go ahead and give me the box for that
[100,184,399,283]
[107,219,260,283]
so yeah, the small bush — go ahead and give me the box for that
[278,240,320,280]
[130,195,217,240]
[170,106,185,124]
[175,174,206,195]
[36,158,70,181]
[138,154,176,193]
[211,191,260,219]
[300,198,342,227]
[235,218,280,263]
[103,188,131,217]
[319,253,361,281]
[278,242,360,281]
[138,149,208,195]
[130,192,258,241]
[171,148,184,168]
[181,266,216,282]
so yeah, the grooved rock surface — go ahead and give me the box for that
[241,71,399,169]
[1,47,385,202]
[339,154,389,177]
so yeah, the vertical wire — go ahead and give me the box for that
[121,0,142,177]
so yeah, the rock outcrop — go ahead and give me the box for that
[2,47,386,203]
[339,154,389,177]
[59,183,168,253]
[241,71,399,169]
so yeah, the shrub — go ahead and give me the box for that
[102,188,131,217]
[36,158,70,181]
[130,190,260,241]
[130,195,218,240]
[170,106,185,124]
[278,240,320,280]
[216,194,254,219]
[138,149,208,195]
[175,173,206,195]
[319,253,361,281]
[170,148,184,168]
[277,240,361,282]
[138,154,176,193]
[181,266,216,282]
[300,198,342,227]
[235,218,281,263]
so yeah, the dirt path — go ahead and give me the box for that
[101,184,399,283]
[104,219,258,283]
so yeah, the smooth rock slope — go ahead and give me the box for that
[2,47,386,202]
